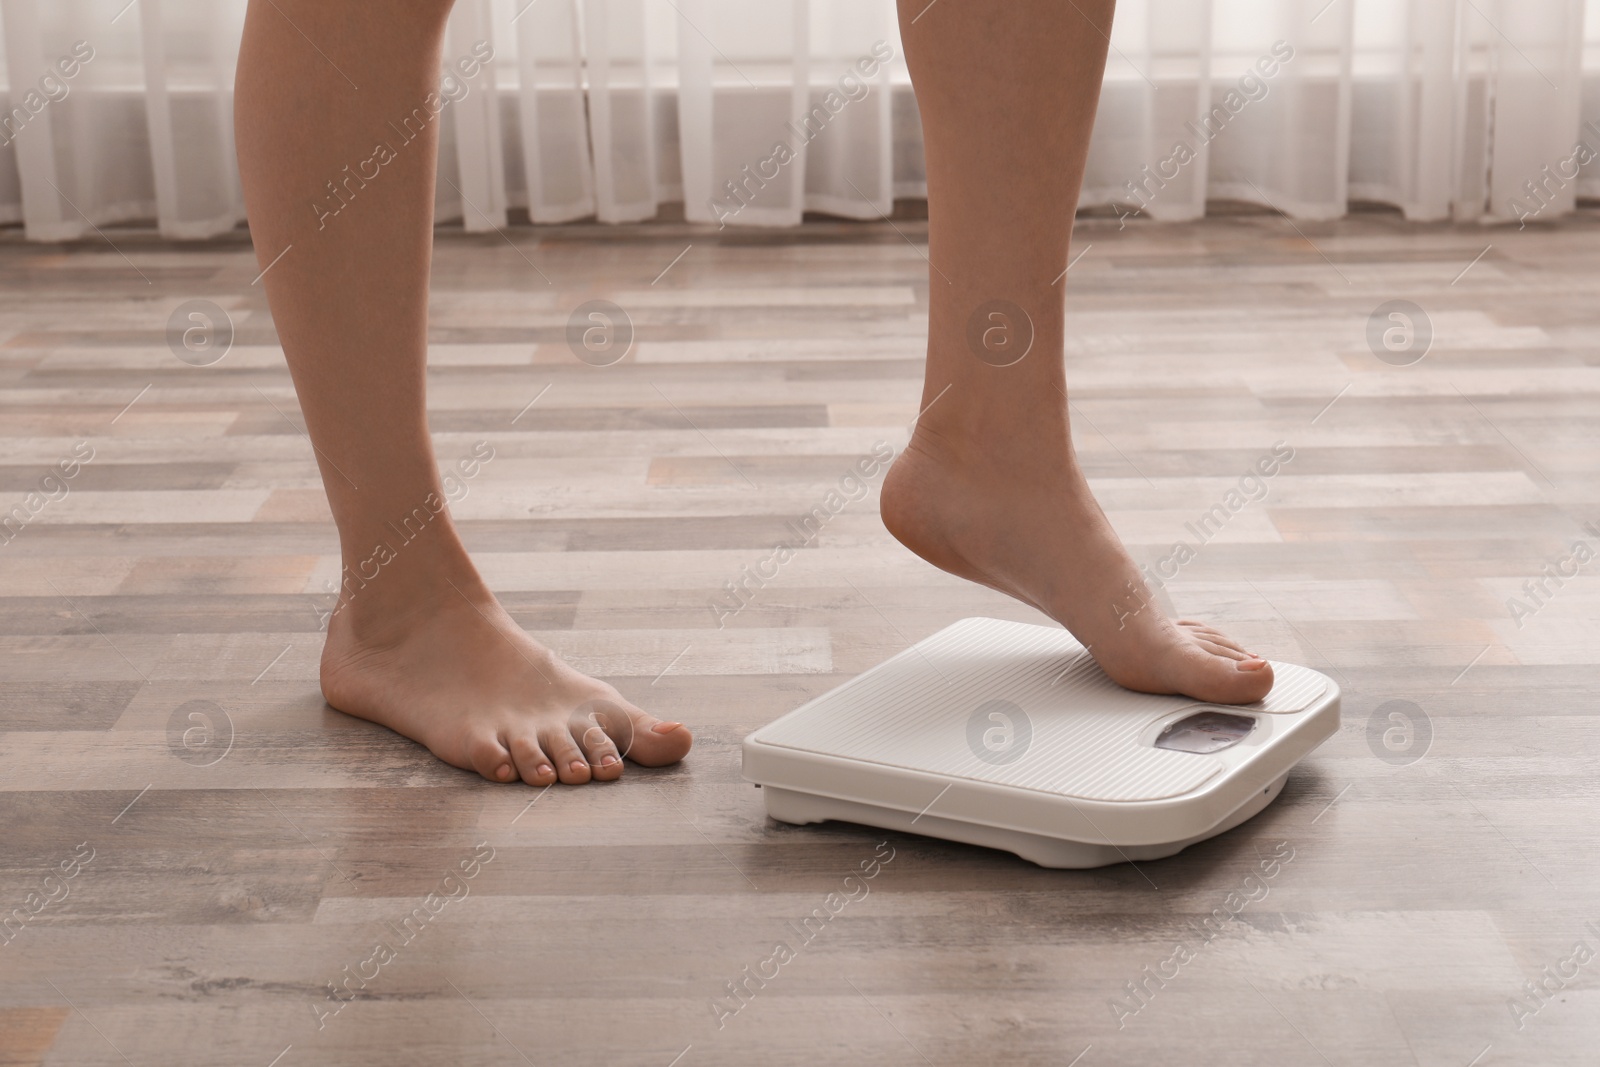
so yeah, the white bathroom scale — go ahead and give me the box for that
[742,617,1339,868]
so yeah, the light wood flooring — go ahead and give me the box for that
[1,208,1598,1065]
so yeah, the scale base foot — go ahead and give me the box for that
[762,770,1291,869]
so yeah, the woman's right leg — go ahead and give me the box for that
[882,0,1274,703]
[234,0,691,783]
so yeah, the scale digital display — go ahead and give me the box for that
[1154,710,1258,754]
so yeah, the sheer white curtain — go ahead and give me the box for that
[0,0,1596,241]
[1085,0,1599,222]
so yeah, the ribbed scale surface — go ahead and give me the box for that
[1251,661,1330,713]
[757,618,1329,802]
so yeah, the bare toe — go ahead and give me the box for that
[1180,621,1251,655]
[465,731,517,783]
[608,698,693,767]
[508,734,557,786]
[1194,637,1248,661]
[1179,645,1274,704]
[571,704,624,781]
[539,724,592,784]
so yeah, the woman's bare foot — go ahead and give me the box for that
[881,418,1274,706]
[876,0,1270,704]
[320,551,692,785]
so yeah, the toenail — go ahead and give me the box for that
[600,754,619,767]
[536,763,552,777]
[496,764,513,780]
[569,760,587,774]
[651,721,683,734]
[1238,658,1266,671]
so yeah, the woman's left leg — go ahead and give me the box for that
[234,0,693,784]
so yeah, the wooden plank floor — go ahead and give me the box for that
[2,208,1599,1066]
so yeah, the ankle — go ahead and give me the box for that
[905,406,1075,477]
[325,521,489,639]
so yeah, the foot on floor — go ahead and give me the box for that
[321,569,693,784]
